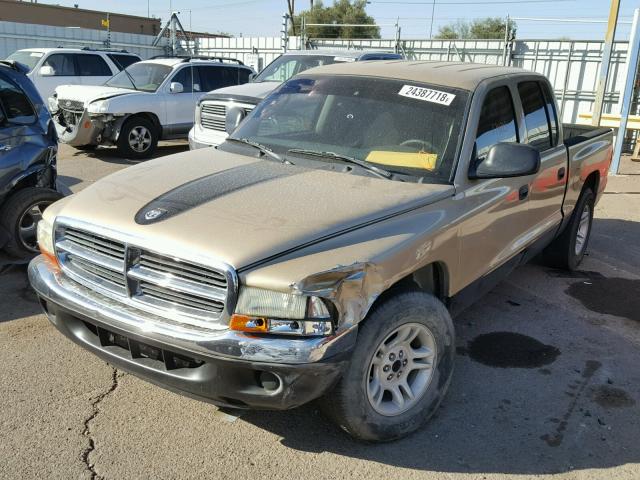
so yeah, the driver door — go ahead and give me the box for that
[162,66,199,137]
[458,84,535,288]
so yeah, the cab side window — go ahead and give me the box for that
[518,81,552,152]
[0,75,36,124]
[475,86,518,159]
[43,54,76,76]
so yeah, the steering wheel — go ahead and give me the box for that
[400,139,437,152]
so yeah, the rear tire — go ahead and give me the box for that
[116,116,158,159]
[545,187,595,270]
[0,187,63,258]
[320,291,455,442]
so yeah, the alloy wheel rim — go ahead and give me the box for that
[18,202,47,252]
[366,322,437,416]
[575,203,591,255]
[128,126,152,153]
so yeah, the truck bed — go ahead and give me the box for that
[563,123,612,147]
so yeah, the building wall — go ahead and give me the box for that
[0,0,160,35]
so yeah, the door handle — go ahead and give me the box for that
[557,167,566,180]
[0,144,12,152]
[518,185,529,200]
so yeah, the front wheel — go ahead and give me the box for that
[116,116,158,159]
[320,291,455,442]
[0,187,64,258]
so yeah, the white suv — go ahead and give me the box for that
[50,56,255,158]
[5,47,141,102]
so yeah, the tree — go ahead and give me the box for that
[435,20,470,39]
[435,17,515,40]
[292,0,380,39]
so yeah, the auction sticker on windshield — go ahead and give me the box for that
[398,85,455,106]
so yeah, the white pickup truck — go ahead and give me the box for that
[188,49,403,150]
[50,56,254,158]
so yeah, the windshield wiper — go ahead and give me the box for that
[118,67,138,91]
[287,149,392,179]
[226,138,290,164]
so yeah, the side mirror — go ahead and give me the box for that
[39,65,55,76]
[469,143,540,179]
[225,106,247,134]
[248,73,256,83]
[169,82,184,94]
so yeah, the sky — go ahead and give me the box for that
[45,0,638,40]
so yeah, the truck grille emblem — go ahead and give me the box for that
[144,208,167,221]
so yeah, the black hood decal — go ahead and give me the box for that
[135,161,300,225]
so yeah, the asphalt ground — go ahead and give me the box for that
[1,144,639,479]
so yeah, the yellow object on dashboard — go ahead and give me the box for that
[366,151,437,170]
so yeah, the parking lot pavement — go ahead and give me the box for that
[1,148,639,479]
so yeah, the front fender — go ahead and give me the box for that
[241,202,458,332]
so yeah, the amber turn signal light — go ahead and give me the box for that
[229,314,269,333]
[42,251,60,269]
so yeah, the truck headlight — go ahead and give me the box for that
[37,215,56,263]
[87,100,108,114]
[231,287,333,336]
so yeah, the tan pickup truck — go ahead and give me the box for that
[29,61,613,441]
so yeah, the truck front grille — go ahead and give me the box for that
[55,223,235,329]
[199,101,254,132]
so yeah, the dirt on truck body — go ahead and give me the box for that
[28,61,613,441]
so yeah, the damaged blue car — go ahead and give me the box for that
[0,60,62,258]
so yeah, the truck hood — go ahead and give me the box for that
[54,84,137,104]
[55,148,453,270]
[201,81,280,104]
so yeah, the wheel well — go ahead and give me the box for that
[583,171,599,195]
[375,262,449,308]
[126,112,161,136]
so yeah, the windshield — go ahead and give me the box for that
[5,51,44,72]
[104,62,172,92]
[253,55,352,83]
[230,75,469,183]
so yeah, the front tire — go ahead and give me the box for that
[320,291,455,442]
[116,116,158,159]
[545,187,595,270]
[0,187,64,258]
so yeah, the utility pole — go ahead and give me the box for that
[592,0,621,126]
[287,0,296,36]
[610,8,640,174]
[429,0,436,39]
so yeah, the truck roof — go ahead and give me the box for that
[281,49,395,58]
[303,60,533,91]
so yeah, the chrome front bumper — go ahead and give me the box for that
[28,255,357,365]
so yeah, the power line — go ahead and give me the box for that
[371,0,575,4]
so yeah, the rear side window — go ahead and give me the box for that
[540,82,559,146]
[475,86,518,159]
[107,54,140,71]
[518,81,552,152]
[197,66,246,92]
[0,75,36,124]
[76,54,112,76]
[43,54,76,76]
